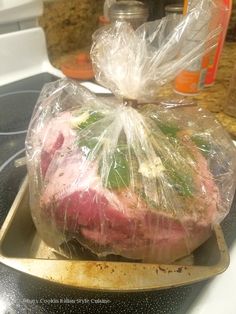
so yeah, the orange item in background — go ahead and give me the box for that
[205,0,232,85]
[61,52,94,80]
[99,15,110,26]
[183,0,188,14]
[175,52,210,95]
[174,55,209,94]
[174,0,208,95]
[175,70,200,95]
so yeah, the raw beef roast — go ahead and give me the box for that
[37,111,220,263]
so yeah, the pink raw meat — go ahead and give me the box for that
[38,112,76,176]
[39,113,219,263]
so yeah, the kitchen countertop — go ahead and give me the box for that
[52,42,236,138]
[195,43,236,138]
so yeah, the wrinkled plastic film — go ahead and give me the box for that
[26,80,236,263]
[91,1,223,101]
[103,0,116,19]
[26,1,236,263]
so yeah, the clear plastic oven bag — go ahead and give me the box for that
[26,0,236,263]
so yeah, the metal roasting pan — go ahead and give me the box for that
[0,177,230,292]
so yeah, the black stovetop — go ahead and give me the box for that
[0,73,236,314]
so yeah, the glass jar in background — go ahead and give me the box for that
[108,1,149,29]
[60,52,94,81]
[224,63,236,118]
[165,4,184,17]
[164,4,183,36]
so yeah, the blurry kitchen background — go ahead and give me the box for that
[39,0,236,64]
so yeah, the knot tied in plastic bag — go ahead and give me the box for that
[26,0,236,264]
[91,0,224,102]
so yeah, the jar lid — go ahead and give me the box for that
[165,4,183,14]
[60,52,94,80]
[109,1,149,20]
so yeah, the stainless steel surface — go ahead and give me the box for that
[165,4,183,15]
[0,177,230,291]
